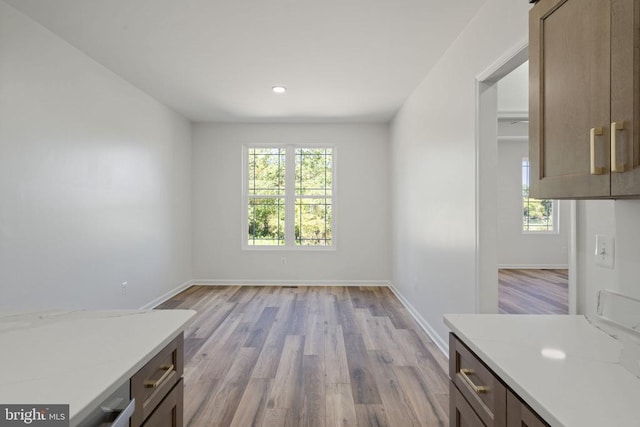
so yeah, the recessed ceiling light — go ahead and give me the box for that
[272,86,287,94]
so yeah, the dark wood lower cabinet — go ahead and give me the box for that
[142,378,184,427]
[450,333,506,426]
[450,381,485,427]
[131,334,185,427]
[506,390,548,427]
[449,333,550,427]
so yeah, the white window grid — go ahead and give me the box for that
[242,144,337,250]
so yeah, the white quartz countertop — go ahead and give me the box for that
[444,314,640,427]
[0,309,195,426]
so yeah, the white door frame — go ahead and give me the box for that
[474,40,577,315]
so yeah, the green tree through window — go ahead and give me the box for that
[247,148,285,245]
[522,159,556,232]
[295,148,332,246]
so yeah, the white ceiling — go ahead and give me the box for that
[4,0,487,123]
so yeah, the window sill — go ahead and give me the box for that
[242,245,336,251]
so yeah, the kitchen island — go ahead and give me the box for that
[445,313,640,427]
[0,309,195,426]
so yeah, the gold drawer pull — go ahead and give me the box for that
[590,127,605,175]
[611,121,627,173]
[459,368,488,394]
[144,364,174,388]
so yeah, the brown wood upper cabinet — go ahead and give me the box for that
[529,0,640,198]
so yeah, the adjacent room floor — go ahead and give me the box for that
[158,285,450,426]
[498,269,569,314]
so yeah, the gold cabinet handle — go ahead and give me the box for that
[144,364,174,388]
[611,121,627,172]
[590,127,605,175]
[459,368,488,394]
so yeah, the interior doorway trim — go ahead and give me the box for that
[474,39,577,315]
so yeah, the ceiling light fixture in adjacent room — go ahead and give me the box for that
[272,86,287,94]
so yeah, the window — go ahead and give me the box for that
[244,145,335,248]
[522,158,557,233]
[246,147,286,245]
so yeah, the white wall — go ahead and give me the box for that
[497,61,529,113]
[497,139,570,268]
[390,0,532,349]
[0,2,192,309]
[577,201,615,315]
[577,200,640,315]
[192,123,391,283]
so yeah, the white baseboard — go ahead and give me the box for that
[387,283,449,357]
[192,279,388,287]
[139,280,194,310]
[498,264,568,269]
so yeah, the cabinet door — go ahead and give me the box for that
[450,334,506,427]
[450,382,485,427]
[530,0,611,198]
[506,390,549,427]
[131,334,184,427]
[611,0,640,196]
[142,379,183,427]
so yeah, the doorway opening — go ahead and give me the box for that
[475,42,576,315]
[498,268,568,314]
[495,62,569,314]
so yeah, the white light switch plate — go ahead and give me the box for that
[595,234,615,269]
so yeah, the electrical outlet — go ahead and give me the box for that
[595,235,615,269]
[121,281,128,295]
[281,257,286,265]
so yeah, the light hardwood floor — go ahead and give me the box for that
[158,285,450,426]
[498,269,568,314]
